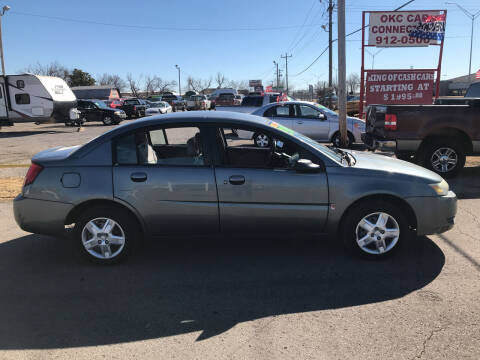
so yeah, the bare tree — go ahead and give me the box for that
[215,72,227,88]
[187,77,212,94]
[346,73,360,94]
[97,73,126,90]
[24,61,69,81]
[154,76,177,94]
[228,79,249,90]
[144,74,156,97]
[126,73,141,98]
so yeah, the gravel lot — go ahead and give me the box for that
[0,120,479,359]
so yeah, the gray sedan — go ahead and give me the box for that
[247,101,365,148]
[13,111,456,264]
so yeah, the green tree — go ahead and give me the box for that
[68,68,95,87]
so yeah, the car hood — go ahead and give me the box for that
[32,145,82,164]
[348,150,443,183]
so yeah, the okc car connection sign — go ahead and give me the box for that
[365,70,435,105]
[368,11,445,47]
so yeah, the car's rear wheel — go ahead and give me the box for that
[103,116,114,125]
[342,201,410,259]
[253,132,270,147]
[74,206,139,264]
[419,139,465,178]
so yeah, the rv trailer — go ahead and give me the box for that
[0,74,79,128]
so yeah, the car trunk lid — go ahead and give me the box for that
[32,145,81,164]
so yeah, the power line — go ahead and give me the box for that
[291,0,415,76]
[10,11,327,32]
[286,0,318,51]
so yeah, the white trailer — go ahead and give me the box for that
[0,74,79,128]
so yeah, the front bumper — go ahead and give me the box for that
[13,195,72,236]
[361,133,396,151]
[406,191,457,236]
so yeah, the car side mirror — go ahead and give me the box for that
[294,159,321,173]
[318,113,326,120]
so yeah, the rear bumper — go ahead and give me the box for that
[361,133,396,151]
[13,195,72,236]
[406,191,457,236]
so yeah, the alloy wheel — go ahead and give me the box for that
[431,147,458,173]
[81,217,126,259]
[355,212,400,255]
[255,134,270,147]
[103,116,113,125]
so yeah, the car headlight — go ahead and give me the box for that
[114,111,121,115]
[429,179,449,196]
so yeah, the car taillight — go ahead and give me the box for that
[24,163,43,186]
[133,106,137,111]
[384,114,397,130]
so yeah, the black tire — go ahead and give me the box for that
[332,131,355,148]
[253,132,271,148]
[341,200,410,260]
[74,205,140,264]
[103,116,114,126]
[418,139,465,178]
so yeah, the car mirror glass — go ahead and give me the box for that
[294,158,321,173]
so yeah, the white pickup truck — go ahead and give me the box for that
[216,93,286,114]
[186,94,212,110]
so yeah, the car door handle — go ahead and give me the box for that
[296,120,304,124]
[130,172,147,182]
[228,175,245,185]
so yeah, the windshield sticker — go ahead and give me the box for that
[267,120,295,135]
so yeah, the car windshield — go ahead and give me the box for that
[93,101,108,109]
[465,83,480,97]
[312,103,337,116]
[265,120,343,163]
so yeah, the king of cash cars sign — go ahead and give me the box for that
[368,11,445,47]
[365,70,435,105]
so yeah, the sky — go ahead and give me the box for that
[3,0,480,90]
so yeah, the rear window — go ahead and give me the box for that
[241,96,263,106]
[465,83,480,97]
[124,99,140,105]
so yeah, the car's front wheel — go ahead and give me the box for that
[332,131,354,148]
[74,205,139,264]
[342,201,410,259]
[103,116,114,125]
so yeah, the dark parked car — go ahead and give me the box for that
[76,99,126,125]
[119,98,147,118]
[14,112,456,264]
[362,95,480,177]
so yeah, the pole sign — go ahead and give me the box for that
[368,11,445,47]
[249,80,262,87]
[365,70,435,105]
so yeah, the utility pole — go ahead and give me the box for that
[0,5,10,76]
[446,3,480,83]
[281,53,292,95]
[273,60,279,91]
[175,64,181,95]
[328,0,333,88]
[337,0,347,147]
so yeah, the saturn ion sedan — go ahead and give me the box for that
[14,111,457,264]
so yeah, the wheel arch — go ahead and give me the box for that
[65,199,147,235]
[338,194,417,235]
[420,128,473,154]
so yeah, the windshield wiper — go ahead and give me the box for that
[333,148,352,166]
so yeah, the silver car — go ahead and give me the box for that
[245,101,365,148]
[13,111,456,264]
